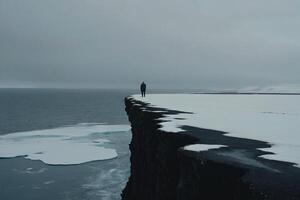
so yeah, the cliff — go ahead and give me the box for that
[122,95,300,200]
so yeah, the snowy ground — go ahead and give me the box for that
[132,94,300,167]
[238,85,300,93]
[0,123,130,165]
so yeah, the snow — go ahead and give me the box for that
[0,123,130,165]
[132,94,300,167]
[183,144,226,152]
[238,85,300,93]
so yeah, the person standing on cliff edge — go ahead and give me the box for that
[140,82,146,97]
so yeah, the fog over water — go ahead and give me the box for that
[1,0,300,89]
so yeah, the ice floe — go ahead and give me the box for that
[0,123,130,165]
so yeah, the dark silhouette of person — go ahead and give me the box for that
[140,82,146,97]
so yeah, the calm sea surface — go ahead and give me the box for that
[0,89,135,200]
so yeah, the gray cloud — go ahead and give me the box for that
[1,0,300,89]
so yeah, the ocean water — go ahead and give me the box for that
[0,89,134,200]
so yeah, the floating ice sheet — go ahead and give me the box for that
[0,123,130,165]
[132,94,300,167]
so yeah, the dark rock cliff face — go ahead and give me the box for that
[122,97,300,200]
[121,97,197,200]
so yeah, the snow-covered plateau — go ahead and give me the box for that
[132,94,300,167]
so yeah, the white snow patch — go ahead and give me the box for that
[132,94,300,167]
[0,124,130,165]
[183,144,226,152]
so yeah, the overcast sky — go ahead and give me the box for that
[0,0,300,89]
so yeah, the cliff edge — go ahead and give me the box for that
[122,94,300,200]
